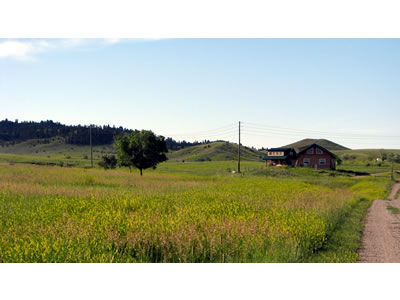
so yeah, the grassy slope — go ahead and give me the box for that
[283,138,350,151]
[0,137,114,158]
[334,149,400,159]
[2,138,399,169]
[0,138,114,167]
[167,141,264,162]
[1,139,264,164]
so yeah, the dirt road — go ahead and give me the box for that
[359,182,400,262]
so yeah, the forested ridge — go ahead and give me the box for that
[0,119,207,150]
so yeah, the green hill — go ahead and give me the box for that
[0,137,114,160]
[167,141,264,162]
[1,139,264,164]
[283,139,350,151]
[333,149,400,160]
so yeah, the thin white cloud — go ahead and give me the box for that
[0,38,162,61]
[0,39,54,61]
[59,38,88,48]
[0,40,34,60]
[102,38,164,45]
[103,38,122,45]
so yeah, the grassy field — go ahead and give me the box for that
[334,149,400,174]
[0,160,395,263]
[1,141,399,263]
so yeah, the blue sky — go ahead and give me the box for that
[1,38,400,149]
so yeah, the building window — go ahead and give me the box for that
[303,158,310,164]
[319,159,326,165]
[316,148,323,154]
[306,148,314,154]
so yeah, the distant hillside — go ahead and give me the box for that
[0,119,204,150]
[0,119,129,145]
[283,139,350,151]
[168,141,264,162]
[0,137,114,160]
[333,149,400,160]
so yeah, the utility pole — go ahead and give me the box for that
[238,121,241,173]
[90,125,93,168]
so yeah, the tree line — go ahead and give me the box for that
[0,119,209,150]
[0,119,128,145]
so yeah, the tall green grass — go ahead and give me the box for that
[0,163,391,262]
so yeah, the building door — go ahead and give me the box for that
[303,158,310,167]
[331,159,336,169]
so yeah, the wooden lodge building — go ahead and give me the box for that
[263,147,297,167]
[263,143,337,170]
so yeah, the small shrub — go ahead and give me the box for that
[381,153,387,161]
[197,157,211,162]
[342,154,356,161]
[98,155,117,170]
[387,206,400,214]
[83,176,95,185]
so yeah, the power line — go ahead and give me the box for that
[170,129,238,140]
[242,125,400,139]
[242,132,400,147]
[241,126,400,141]
[242,122,400,139]
[241,128,398,140]
[163,120,400,142]
[159,120,399,149]
[165,123,237,137]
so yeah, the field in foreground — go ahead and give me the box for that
[0,162,394,262]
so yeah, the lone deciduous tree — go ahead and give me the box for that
[114,130,168,176]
